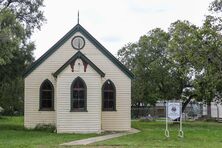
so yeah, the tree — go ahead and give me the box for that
[168,1,222,116]
[0,0,45,115]
[0,9,24,65]
[1,0,45,37]
[0,0,45,65]
[118,0,222,119]
[194,0,222,117]
[167,20,203,112]
[209,0,222,14]
[118,28,183,108]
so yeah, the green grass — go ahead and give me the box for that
[94,121,222,148]
[1,116,222,148]
[0,116,97,148]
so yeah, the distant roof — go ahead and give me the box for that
[53,51,105,77]
[23,24,134,79]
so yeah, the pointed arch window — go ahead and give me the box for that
[39,79,54,111]
[102,80,116,111]
[71,77,87,111]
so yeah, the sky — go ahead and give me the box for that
[32,0,213,59]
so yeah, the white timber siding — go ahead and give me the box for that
[24,31,131,132]
[24,33,80,128]
[101,78,131,131]
[81,34,131,131]
[56,59,102,133]
[24,75,56,128]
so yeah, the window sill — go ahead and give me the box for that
[70,109,88,112]
[39,108,55,111]
[102,109,117,112]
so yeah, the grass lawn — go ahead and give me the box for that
[0,116,97,148]
[1,116,222,148]
[94,120,222,148]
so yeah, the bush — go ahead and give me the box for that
[139,115,155,122]
[34,123,56,132]
[205,118,217,122]
[131,107,150,119]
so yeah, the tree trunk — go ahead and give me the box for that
[207,102,211,119]
[172,94,197,122]
[182,94,197,113]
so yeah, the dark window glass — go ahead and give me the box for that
[102,80,116,111]
[40,80,54,110]
[42,100,52,108]
[104,100,109,109]
[109,101,114,109]
[71,77,87,111]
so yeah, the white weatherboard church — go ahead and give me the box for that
[23,22,134,133]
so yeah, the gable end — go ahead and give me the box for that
[53,51,105,77]
[23,24,134,79]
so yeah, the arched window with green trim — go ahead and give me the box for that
[102,80,116,111]
[39,79,54,111]
[71,77,87,111]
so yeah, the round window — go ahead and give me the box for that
[71,36,85,50]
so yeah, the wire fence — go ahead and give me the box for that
[131,103,203,120]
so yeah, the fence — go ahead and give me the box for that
[131,103,203,120]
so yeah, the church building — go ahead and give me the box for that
[23,22,134,133]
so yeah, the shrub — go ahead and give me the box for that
[34,123,56,132]
[139,115,155,122]
[205,118,217,122]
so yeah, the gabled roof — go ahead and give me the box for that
[53,51,105,77]
[23,24,134,79]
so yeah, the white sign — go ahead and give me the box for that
[165,101,183,138]
[167,102,180,120]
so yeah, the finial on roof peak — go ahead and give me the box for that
[77,10,79,24]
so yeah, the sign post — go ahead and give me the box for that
[165,102,169,137]
[165,101,184,138]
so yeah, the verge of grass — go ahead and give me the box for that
[0,116,97,148]
[94,120,222,148]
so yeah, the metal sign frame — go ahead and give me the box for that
[165,101,184,138]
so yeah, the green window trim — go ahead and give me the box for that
[70,77,87,112]
[39,79,54,111]
[102,79,116,111]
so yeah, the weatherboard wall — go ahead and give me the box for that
[24,74,56,128]
[76,32,131,131]
[56,60,101,133]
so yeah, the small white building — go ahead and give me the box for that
[23,23,134,133]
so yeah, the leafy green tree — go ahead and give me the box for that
[209,0,222,14]
[118,28,183,107]
[1,0,45,37]
[0,0,45,115]
[0,0,45,65]
[0,9,24,65]
[167,20,203,112]
[118,0,222,119]
[194,0,222,117]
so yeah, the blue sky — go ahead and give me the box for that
[32,0,213,59]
